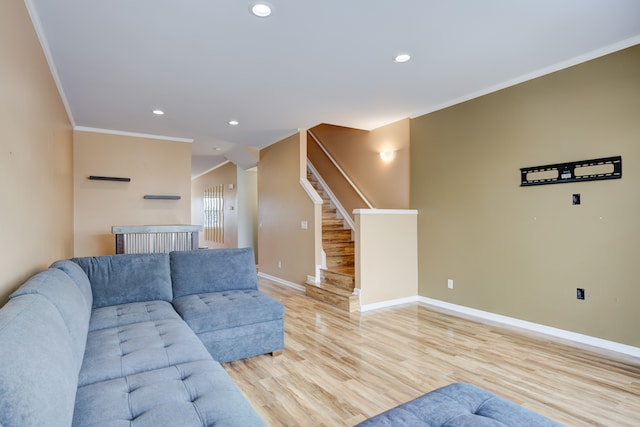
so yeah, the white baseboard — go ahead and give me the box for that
[257,272,305,292]
[360,296,420,312]
[262,275,640,359]
[417,297,640,359]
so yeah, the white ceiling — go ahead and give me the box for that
[26,0,640,177]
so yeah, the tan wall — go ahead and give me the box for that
[310,119,410,210]
[0,1,74,304]
[74,131,191,256]
[411,45,640,347]
[236,167,259,259]
[308,132,366,220]
[191,162,238,249]
[355,210,418,307]
[258,132,316,283]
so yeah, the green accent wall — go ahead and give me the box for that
[411,45,640,346]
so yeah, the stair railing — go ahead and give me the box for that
[307,160,355,231]
[307,130,374,210]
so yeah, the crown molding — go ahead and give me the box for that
[74,126,193,143]
[414,35,640,118]
[24,0,76,127]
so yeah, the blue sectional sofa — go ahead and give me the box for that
[356,382,563,426]
[0,248,283,427]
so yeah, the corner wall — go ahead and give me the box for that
[74,130,191,256]
[411,45,640,347]
[0,0,73,304]
[258,132,316,284]
[237,167,258,258]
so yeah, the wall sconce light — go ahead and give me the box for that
[380,150,396,162]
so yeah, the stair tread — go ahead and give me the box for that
[324,240,354,246]
[322,241,356,249]
[326,253,355,259]
[323,266,355,277]
[306,168,358,312]
[327,260,354,265]
[323,230,351,237]
[305,287,358,312]
[323,219,344,224]
[304,280,355,297]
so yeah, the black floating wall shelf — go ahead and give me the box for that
[520,156,622,187]
[89,175,131,182]
[143,195,181,200]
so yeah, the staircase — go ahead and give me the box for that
[304,172,359,312]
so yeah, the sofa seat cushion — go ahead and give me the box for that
[173,290,285,333]
[194,319,285,363]
[79,318,212,386]
[356,382,562,427]
[89,300,182,332]
[73,360,265,427]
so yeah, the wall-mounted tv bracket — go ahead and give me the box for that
[520,156,621,187]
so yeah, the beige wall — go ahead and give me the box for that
[191,162,238,249]
[258,132,316,283]
[310,119,410,210]
[411,45,640,347]
[236,167,259,258]
[0,0,74,304]
[74,130,191,256]
[355,210,418,307]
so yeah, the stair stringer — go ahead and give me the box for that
[306,160,355,231]
[304,161,360,312]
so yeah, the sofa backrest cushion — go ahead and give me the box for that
[0,294,79,427]
[170,248,258,298]
[9,268,90,369]
[50,259,94,310]
[72,253,172,308]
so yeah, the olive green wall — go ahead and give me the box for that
[411,45,640,347]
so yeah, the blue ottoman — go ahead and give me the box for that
[356,382,563,426]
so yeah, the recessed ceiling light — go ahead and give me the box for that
[250,2,272,17]
[152,109,165,115]
[228,120,239,126]
[394,53,411,63]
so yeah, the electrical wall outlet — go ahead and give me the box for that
[278,260,282,269]
[448,279,454,289]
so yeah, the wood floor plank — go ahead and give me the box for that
[223,279,640,426]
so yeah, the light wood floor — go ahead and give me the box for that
[222,279,640,426]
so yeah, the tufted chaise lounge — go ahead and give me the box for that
[0,248,282,427]
[356,382,563,426]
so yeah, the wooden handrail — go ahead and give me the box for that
[307,130,374,209]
